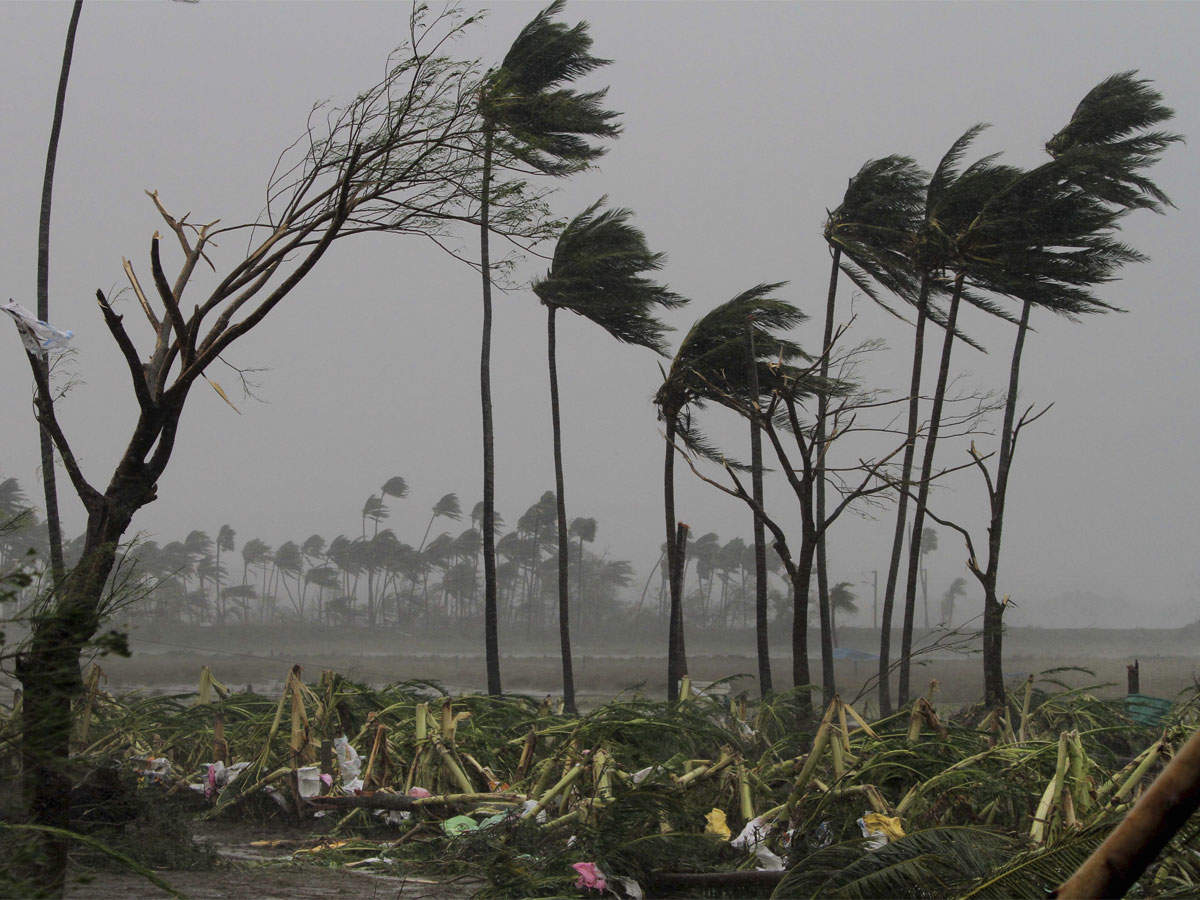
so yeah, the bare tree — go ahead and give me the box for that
[9,8,544,890]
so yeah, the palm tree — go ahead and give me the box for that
[829,581,858,646]
[274,541,303,615]
[569,516,596,629]
[871,126,1015,714]
[897,147,1036,707]
[919,527,937,628]
[939,576,967,626]
[654,285,805,701]
[967,73,1179,707]
[817,155,927,702]
[532,199,682,712]
[476,0,620,695]
[215,524,235,623]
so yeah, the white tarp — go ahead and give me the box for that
[2,301,73,354]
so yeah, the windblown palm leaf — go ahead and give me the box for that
[533,198,684,352]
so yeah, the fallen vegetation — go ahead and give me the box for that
[2,664,1198,897]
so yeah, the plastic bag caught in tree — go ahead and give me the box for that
[2,301,73,354]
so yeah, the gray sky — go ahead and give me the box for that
[1,1,1197,629]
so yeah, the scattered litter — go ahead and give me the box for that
[572,861,606,892]
[442,814,479,836]
[858,811,905,851]
[2,301,73,354]
[704,808,731,839]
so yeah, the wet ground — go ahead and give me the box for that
[63,821,478,899]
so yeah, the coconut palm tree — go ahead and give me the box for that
[214,524,235,623]
[532,198,681,712]
[815,155,927,699]
[476,0,620,695]
[965,73,1179,708]
[569,516,596,629]
[829,580,858,646]
[872,126,1018,714]
[939,576,967,626]
[655,285,805,701]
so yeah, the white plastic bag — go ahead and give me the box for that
[2,302,73,354]
[333,734,362,791]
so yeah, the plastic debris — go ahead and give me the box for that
[612,876,643,899]
[704,808,731,839]
[858,811,905,851]
[520,798,547,824]
[334,734,362,792]
[442,814,479,836]
[297,765,323,799]
[572,862,607,892]
[2,301,74,354]
[731,815,770,851]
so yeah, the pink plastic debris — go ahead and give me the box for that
[572,862,607,892]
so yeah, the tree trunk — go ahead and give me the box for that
[980,299,1032,709]
[668,521,689,702]
[478,126,501,695]
[664,416,687,701]
[35,0,83,584]
[547,306,576,713]
[899,273,963,705]
[17,498,134,895]
[745,322,772,696]
[815,247,841,701]
[790,539,816,720]
[877,277,930,716]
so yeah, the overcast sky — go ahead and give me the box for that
[1,1,1197,629]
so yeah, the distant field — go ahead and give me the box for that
[82,622,1200,716]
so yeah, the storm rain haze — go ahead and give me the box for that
[1,1,1196,630]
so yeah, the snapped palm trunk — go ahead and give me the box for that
[898,273,963,705]
[546,306,576,713]
[478,126,501,695]
[877,276,930,716]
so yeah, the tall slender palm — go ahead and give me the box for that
[568,516,595,629]
[966,73,1179,707]
[34,0,83,591]
[532,199,682,712]
[476,0,620,695]
[896,148,1032,706]
[215,524,235,624]
[655,285,805,701]
[816,156,927,698]
[870,127,1016,714]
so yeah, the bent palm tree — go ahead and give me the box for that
[477,0,620,695]
[817,155,926,703]
[532,199,682,712]
[655,285,805,701]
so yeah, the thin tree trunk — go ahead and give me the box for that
[878,277,930,716]
[899,273,963,705]
[546,306,576,713]
[745,322,772,696]
[668,521,689,701]
[664,416,686,700]
[35,0,83,584]
[479,126,501,695]
[815,247,841,700]
[981,299,1032,708]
